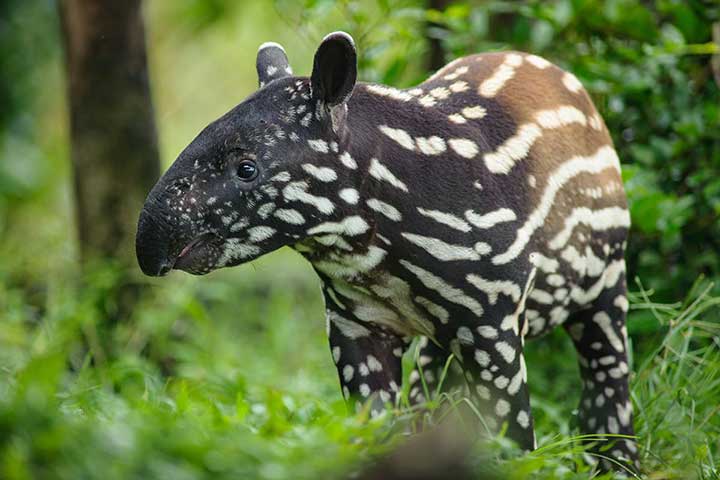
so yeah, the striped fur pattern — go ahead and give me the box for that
[135,32,637,471]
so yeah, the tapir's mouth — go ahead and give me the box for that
[173,232,221,273]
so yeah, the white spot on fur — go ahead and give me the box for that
[484,124,542,174]
[517,410,530,428]
[330,310,370,339]
[343,364,354,382]
[462,105,486,119]
[367,198,402,221]
[283,181,334,214]
[274,208,305,225]
[417,208,472,232]
[359,383,371,397]
[477,325,498,339]
[455,326,474,346]
[430,86,450,99]
[369,158,408,192]
[367,355,383,372]
[562,72,583,93]
[474,350,490,368]
[466,275,522,304]
[302,163,337,182]
[535,105,587,129]
[508,370,523,396]
[247,226,276,243]
[529,289,553,305]
[614,295,629,313]
[308,216,369,236]
[529,252,559,273]
[479,54,522,97]
[218,239,261,266]
[465,208,516,229]
[495,399,511,417]
[593,312,625,352]
[401,232,480,261]
[379,125,415,151]
[418,95,436,107]
[339,188,359,204]
[365,84,413,101]
[442,65,468,81]
[448,138,479,158]
[474,242,492,255]
[415,136,446,155]
[339,152,357,169]
[270,171,292,183]
[449,81,469,92]
[257,202,276,219]
[415,296,449,324]
[308,139,329,153]
[525,54,550,69]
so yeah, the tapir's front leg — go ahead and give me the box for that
[326,304,405,416]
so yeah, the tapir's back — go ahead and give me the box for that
[351,51,629,337]
[415,51,625,207]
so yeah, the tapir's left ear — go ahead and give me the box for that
[256,42,292,88]
[311,32,357,108]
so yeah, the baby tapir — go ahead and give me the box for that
[136,32,637,471]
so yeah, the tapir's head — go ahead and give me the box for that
[136,32,360,276]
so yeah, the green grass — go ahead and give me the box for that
[1,250,719,479]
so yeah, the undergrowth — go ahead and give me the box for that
[0,253,718,479]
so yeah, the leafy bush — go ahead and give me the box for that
[1,256,719,478]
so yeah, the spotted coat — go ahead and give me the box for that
[136,32,637,471]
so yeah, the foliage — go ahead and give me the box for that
[2,254,720,478]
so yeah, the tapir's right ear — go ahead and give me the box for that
[310,32,357,108]
[256,42,292,88]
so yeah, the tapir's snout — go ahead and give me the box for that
[135,202,174,277]
[135,163,227,278]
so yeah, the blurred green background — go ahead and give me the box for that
[1,0,719,479]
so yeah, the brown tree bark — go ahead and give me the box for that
[59,0,160,268]
[427,0,452,72]
[58,0,160,361]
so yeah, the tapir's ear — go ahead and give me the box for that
[310,31,357,107]
[256,42,292,88]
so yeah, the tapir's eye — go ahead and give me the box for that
[236,160,258,181]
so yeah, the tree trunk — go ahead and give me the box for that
[59,0,160,268]
[58,0,160,360]
[426,0,451,71]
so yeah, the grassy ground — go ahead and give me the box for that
[1,249,719,479]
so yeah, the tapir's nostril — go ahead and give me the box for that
[157,262,172,276]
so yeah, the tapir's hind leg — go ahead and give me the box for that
[563,262,639,472]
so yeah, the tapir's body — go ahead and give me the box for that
[136,33,637,472]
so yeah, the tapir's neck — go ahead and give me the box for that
[342,83,423,161]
